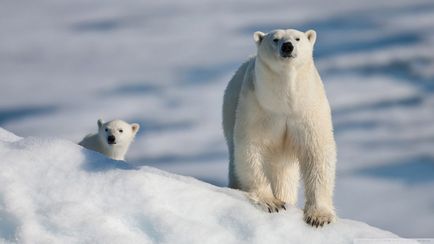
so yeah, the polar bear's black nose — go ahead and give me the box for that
[281,42,294,56]
[107,135,116,144]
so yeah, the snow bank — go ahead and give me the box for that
[0,128,398,244]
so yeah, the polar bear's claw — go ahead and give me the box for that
[260,198,286,213]
[304,207,335,228]
[249,193,286,213]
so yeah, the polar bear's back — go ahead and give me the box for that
[222,57,255,142]
[222,57,255,187]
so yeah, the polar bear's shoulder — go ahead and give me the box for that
[226,57,256,96]
[239,56,256,78]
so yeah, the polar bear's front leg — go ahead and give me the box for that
[233,142,286,213]
[265,156,300,206]
[299,136,336,227]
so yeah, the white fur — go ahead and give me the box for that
[79,119,140,161]
[223,29,336,227]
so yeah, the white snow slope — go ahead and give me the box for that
[0,128,397,243]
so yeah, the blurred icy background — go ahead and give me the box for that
[1,0,433,238]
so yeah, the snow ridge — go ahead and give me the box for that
[0,128,397,243]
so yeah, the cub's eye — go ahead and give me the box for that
[295,37,300,41]
[119,129,123,133]
[105,128,108,132]
[273,38,279,43]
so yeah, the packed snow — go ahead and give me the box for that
[0,129,398,243]
[1,0,433,238]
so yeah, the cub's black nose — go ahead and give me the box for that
[107,135,116,144]
[281,42,294,56]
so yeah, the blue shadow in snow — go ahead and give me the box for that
[0,106,56,125]
[356,156,434,184]
[131,118,193,138]
[334,120,380,134]
[101,82,162,96]
[332,95,423,118]
[132,150,226,166]
[198,176,226,187]
[314,32,421,59]
[240,14,375,36]
[359,137,434,149]
[325,57,434,93]
[0,209,18,242]
[178,62,240,85]
[132,150,228,187]
[241,2,434,34]
[71,18,121,32]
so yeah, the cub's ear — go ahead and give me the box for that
[305,29,317,45]
[97,119,104,128]
[131,123,140,134]
[253,31,265,45]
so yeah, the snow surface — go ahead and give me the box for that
[1,0,434,238]
[0,129,398,243]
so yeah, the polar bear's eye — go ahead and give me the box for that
[105,128,108,132]
[273,38,279,43]
[119,129,123,133]
[295,38,300,41]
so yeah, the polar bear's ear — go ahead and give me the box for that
[305,30,317,45]
[97,119,104,128]
[131,123,140,135]
[253,31,265,45]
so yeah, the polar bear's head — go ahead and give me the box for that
[253,29,316,68]
[97,119,140,148]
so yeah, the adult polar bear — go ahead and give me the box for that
[223,29,336,227]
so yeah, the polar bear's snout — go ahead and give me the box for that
[281,41,294,58]
[107,135,116,145]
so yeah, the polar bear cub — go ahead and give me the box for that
[79,119,140,161]
[223,29,336,227]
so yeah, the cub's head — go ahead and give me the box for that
[97,119,140,147]
[253,29,316,68]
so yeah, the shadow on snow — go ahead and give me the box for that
[0,106,56,125]
[356,155,434,184]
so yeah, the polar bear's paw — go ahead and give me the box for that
[248,193,286,213]
[304,206,335,228]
